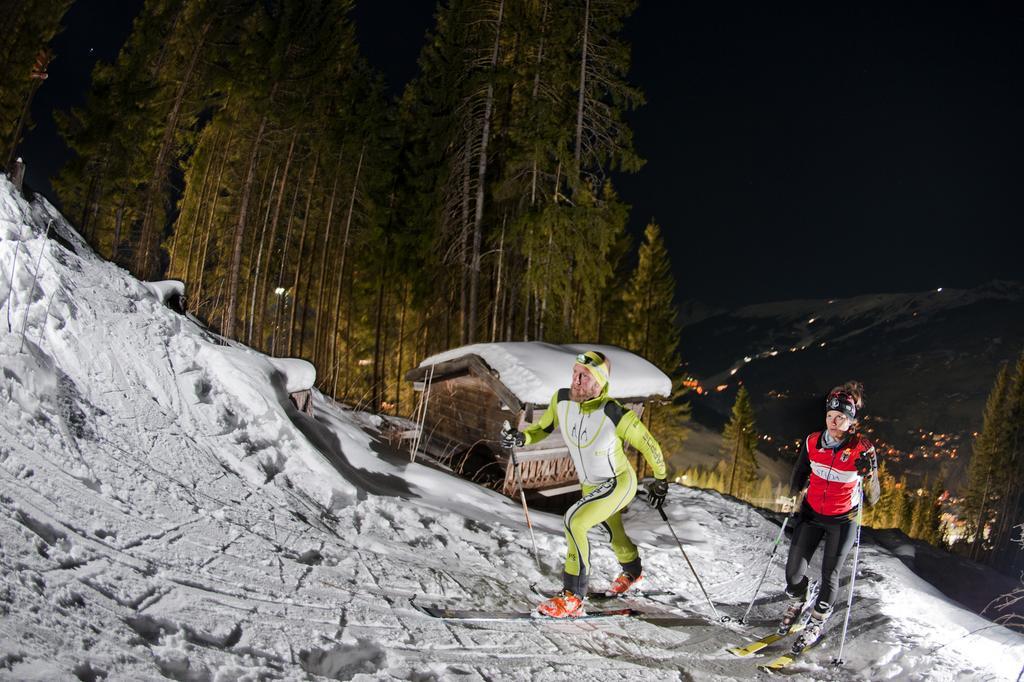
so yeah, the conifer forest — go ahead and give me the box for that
[4,0,682,419]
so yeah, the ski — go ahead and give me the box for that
[587,589,675,600]
[727,581,820,657]
[588,590,779,631]
[589,594,718,626]
[759,651,798,672]
[758,634,826,672]
[759,611,830,670]
[413,603,631,621]
[726,629,792,657]
[412,600,709,625]
[726,615,817,657]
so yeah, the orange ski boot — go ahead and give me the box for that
[536,590,585,618]
[605,571,643,597]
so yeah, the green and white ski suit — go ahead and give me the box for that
[523,385,667,595]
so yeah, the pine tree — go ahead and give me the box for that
[1,0,72,167]
[922,478,944,546]
[963,364,1012,559]
[864,460,897,528]
[723,386,759,498]
[133,0,226,279]
[989,351,1024,572]
[397,0,644,349]
[54,0,249,274]
[909,479,929,539]
[596,229,633,344]
[398,0,511,346]
[570,0,643,180]
[894,474,912,535]
[622,220,688,470]
[623,221,678,370]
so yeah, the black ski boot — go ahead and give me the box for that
[777,580,819,635]
[791,602,832,653]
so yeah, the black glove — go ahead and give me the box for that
[646,478,669,510]
[500,421,525,448]
[855,449,877,477]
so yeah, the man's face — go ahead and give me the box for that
[570,364,601,402]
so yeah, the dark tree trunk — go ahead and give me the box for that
[256,131,297,349]
[248,164,279,345]
[136,19,212,280]
[194,132,233,314]
[271,158,304,356]
[574,0,590,169]
[328,145,363,392]
[395,281,408,416]
[224,110,270,338]
[313,151,343,365]
[242,160,273,342]
[288,150,319,356]
[467,0,505,344]
[372,252,388,412]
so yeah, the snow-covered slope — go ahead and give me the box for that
[2,176,1022,680]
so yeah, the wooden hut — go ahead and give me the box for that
[403,343,671,500]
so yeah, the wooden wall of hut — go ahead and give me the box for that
[424,374,510,462]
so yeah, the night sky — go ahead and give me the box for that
[616,2,1024,307]
[20,1,1024,310]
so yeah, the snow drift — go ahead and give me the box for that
[1,175,1022,680]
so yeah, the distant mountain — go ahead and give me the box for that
[679,281,1024,489]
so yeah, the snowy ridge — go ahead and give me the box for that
[698,284,1024,386]
[1,176,1022,679]
[679,278,1024,470]
[420,342,672,404]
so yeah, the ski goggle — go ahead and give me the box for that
[826,391,857,419]
[574,351,609,385]
[575,351,606,367]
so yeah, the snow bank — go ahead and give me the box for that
[267,356,316,393]
[420,341,672,403]
[0,174,357,513]
[142,279,185,306]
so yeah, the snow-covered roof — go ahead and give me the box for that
[418,342,671,404]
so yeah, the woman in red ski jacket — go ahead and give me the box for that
[779,381,880,649]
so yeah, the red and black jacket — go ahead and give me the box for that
[790,431,877,518]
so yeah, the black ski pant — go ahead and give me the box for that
[784,510,857,610]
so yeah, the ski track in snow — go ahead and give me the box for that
[2,176,1023,680]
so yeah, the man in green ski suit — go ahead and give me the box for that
[500,350,670,618]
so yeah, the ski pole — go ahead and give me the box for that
[505,421,540,571]
[658,506,725,621]
[740,514,789,624]
[831,490,864,666]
